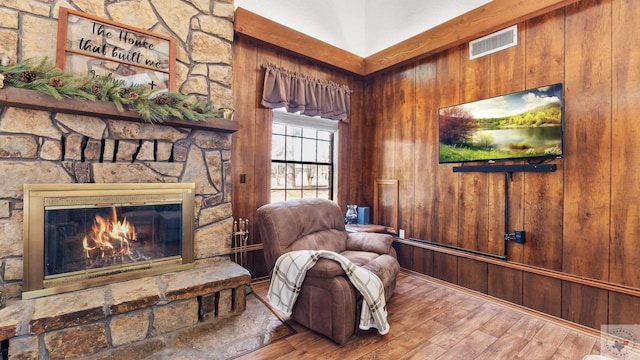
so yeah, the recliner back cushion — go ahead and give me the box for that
[256,198,347,269]
[285,229,347,254]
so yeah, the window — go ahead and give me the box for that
[270,110,337,203]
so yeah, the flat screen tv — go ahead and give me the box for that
[438,83,564,164]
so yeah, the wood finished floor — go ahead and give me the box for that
[238,270,636,360]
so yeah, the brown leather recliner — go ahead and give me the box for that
[255,198,400,345]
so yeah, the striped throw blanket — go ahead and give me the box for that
[267,250,389,335]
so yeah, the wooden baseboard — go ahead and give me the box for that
[395,238,640,298]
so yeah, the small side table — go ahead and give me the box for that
[345,224,387,233]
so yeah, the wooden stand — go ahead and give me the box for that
[345,224,387,233]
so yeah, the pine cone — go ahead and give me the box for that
[19,70,39,83]
[2,73,12,82]
[49,77,63,87]
[92,84,102,95]
[154,94,169,105]
[129,92,139,100]
[168,97,179,107]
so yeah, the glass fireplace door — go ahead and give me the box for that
[44,202,183,280]
[23,183,195,299]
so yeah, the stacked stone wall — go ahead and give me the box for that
[0,0,236,299]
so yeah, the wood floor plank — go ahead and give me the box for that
[429,302,501,350]
[436,329,498,360]
[551,331,597,359]
[320,331,391,360]
[513,322,570,360]
[429,297,485,329]
[398,341,448,360]
[233,338,297,360]
[478,307,524,338]
[247,270,605,359]
[506,314,547,341]
[475,332,531,360]
[359,320,448,359]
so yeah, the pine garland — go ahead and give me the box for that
[0,57,228,123]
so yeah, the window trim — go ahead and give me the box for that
[272,108,339,132]
[270,109,338,203]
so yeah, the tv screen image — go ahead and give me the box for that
[438,83,564,164]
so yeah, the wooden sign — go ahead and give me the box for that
[56,7,176,91]
[374,179,399,231]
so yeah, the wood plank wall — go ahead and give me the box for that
[231,0,640,332]
[379,0,640,331]
[231,36,365,277]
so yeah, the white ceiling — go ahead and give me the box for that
[234,0,492,57]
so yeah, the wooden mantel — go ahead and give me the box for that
[0,87,238,133]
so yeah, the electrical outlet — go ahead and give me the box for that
[399,229,405,239]
[514,230,525,244]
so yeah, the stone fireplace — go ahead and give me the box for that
[22,183,197,299]
[0,1,243,357]
[0,98,248,358]
[0,98,238,300]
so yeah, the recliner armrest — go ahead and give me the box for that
[346,232,393,254]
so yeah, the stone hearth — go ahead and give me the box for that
[0,260,250,359]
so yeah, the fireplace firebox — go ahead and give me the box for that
[23,183,195,299]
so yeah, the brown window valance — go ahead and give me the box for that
[260,63,351,122]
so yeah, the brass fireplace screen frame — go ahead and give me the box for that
[23,183,195,299]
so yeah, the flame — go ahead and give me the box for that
[82,207,136,260]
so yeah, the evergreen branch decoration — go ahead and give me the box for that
[0,57,228,123]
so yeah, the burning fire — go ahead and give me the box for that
[83,207,137,264]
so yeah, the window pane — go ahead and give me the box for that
[317,140,331,163]
[286,163,303,189]
[303,189,318,198]
[271,190,286,203]
[286,189,302,200]
[318,131,331,141]
[301,138,317,162]
[294,164,303,188]
[272,135,285,161]
[286,136,302,162]
[318,165,331,187]
[302,164,317,187]
[271,163,286,189]
[286,126,302,137]
[317,189,330,200]
[302,128,317,139]
[273,123,286,135]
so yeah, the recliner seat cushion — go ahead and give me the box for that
[305,250,400,300]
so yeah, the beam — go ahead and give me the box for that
[364,0,580,74]
[234,0,580,76]
[234,7,366,76]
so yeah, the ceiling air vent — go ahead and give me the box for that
[469,25,518,60]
